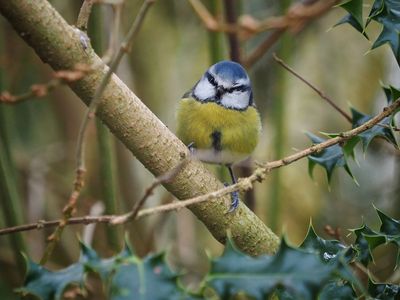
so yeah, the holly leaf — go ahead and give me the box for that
[17,242,196,300]
[352,208,400,268]
[300,224,348,263]
[351,107,398,151]
[336,0,368,38]
[382,84,400,104]
[16,244,90,300]
[306,132,355,183]
[319,281,357,300]
[299,224,361,294]
[352,223,384,266]
[376,208,400,266]
[368,0,400,64]
[109,252,190,300]
[206,237,346,300]
[85,242,133,291]
[368,280,400,300]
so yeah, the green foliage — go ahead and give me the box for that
[368,280,400,300]
[306,132,355,183]
[18,207,400,300]
[206,238,345,299]
[350,106,397,151]
[306,84,399,183]
[353,207,400,267]
[16,253,86,299]
[338,0,400,63]
[336,0,367,38]
[318,281,357,300]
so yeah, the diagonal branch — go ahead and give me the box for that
[242,0,340,68]
[40,0,155,265]
[1,97,399,237]
[273,53,353,123]
[0,0,279,257]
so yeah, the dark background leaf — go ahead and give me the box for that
[306,132,355,183]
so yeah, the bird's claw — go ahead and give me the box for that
[187,142,196,155]
[224,183,240,213]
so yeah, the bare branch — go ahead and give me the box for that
[272,53,353,123]
[0,64,91,104]
[2,98,399,237]
[111,158,190,224]
[40,0,155,265]
[243,29,284,68]
[242,0,339,68]
[76,0,95,31]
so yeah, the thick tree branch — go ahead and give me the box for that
[1,97,399,237]
[0,0,279,256]
[39,0,156,265]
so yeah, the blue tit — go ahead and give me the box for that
[176,60,261,212]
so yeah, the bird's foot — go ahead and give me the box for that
[187,142,196,156]
[224,183,240,213]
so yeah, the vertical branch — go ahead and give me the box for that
[207,0,224,63]
[90,4,122,251]
[268,1,292,232]
[76,0,95,31]
[0,27,26,270]
[223,0,240,62]
[40,0,155,265]
[223,0,255,211]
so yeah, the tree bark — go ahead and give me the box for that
[0,0,279,256]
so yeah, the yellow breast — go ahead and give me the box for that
[176,98,261,164]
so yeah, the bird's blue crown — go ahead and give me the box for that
[210,60,249,82]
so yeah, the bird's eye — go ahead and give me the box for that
[227,85,247,93]
[206,72,218,87]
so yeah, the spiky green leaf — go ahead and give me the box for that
[300,225,348,263]
[16,249,89,300]
[319,281,357,300]
[382,84,400,104]
[351,107,398,151]
[368,280,400,300]
[336,0,367,37]
[306,132,355,183]
[352,224,384,266]
[368,0,400,64]
[206,238,344,300]
[109,253,187,300]
[17,242,195,300]
[352,208,400,268]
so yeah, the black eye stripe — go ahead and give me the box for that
[205,72,218,87]
[227,85,249,93]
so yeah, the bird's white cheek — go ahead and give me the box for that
[220,91,249,110]
[193,79,215,101]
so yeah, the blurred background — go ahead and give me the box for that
[0,0,399,298]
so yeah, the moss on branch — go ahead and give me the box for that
[0,0,279,256]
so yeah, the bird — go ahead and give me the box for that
[176,60,261,212]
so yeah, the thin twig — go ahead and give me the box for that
[243,28,285,68]
[110,158,190,224]
[39,0,155,265]
[376,123,400,132]
[76,0,95,31]
[102,2,123,63]
[224,0,240,62]
[0,64,91,104]
[242,0,339,68]
[273,53,353,123]
[2,98,399,237]
[188,0,236,33]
